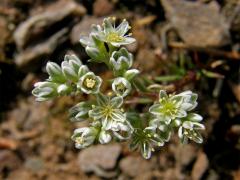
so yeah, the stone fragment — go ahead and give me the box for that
[0,17,11,61]
[222,0,240,40]
[135,48,159,73]
[160,0,230,47]
[0,150,21,172]
[15,28,68,70]
[13,0,86,50]
[6,169,35,180]
[78,144,121,177]
[119,156,154,177]
[230,82,240,104]
[175,144,198,167]
[134,171,163,180]
[24,157,44,172]
[164,168,185,180]
[93,0,114,17]
[191,151,209,180]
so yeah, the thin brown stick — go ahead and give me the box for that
[169,42,240,60]
[0,138,18,150]
[126,71,197,104]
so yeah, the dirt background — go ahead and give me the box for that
[0,0,240,179]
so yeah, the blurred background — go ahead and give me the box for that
[0,0,240,179]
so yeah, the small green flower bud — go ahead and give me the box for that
[112,77,131,97]
[32,82,58,101]
[64,55,82,74]
[110,47,133,75]
[46,62,66,83]
[124,69,140,81]
[61,61,78,82]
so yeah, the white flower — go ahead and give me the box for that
[93,17,135,47]
[89,94,126,130]
[149,90,187,124]
[78,72,102,94]
[71,127,98,149]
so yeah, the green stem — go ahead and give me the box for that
[108,43,117,54]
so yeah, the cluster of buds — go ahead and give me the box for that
[32,54,102,101]
[32,17,205,159]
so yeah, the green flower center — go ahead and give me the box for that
[103,105,114,117]
[84,78,96,89]
[75,136,84,144]
[106,32,124,42]
[159,98,178,116]
[116,82,126,93]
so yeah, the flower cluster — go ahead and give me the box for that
[32,17,205,159]
[130,90,205,158]
[80,17,139,97]
[32,55,102,101]
[71,93,133,148]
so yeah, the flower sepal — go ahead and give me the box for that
[69,101,92,122]
[46,62,66,83]
[32,82,58,101]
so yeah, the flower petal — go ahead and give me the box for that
[89,107,104,120]
[141,142,152,159]
[111,110,126,122]
[175,109,187,118]
[110,96,123,108]
[103,18,114,34]
[96,93,109,106]
[188,113,203,122]
[116,20,129,36]
[99,130,112,144]
[149,104,161,115]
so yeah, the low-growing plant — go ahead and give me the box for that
[32,17,205,159]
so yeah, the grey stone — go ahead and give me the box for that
[191,151,209,180]
[160,0,230,47]
[15,28,68,70]
[13,0,86,50]
[119,156,154,177]
[78,144,121,177]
